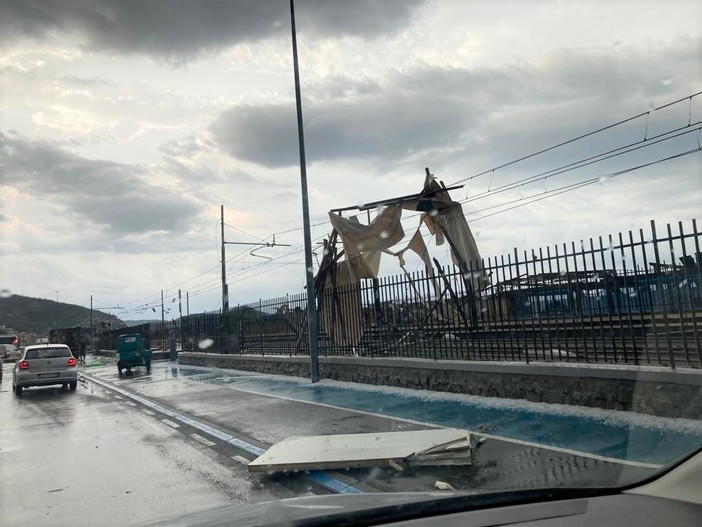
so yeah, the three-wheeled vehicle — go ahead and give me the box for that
[117,333,152,376]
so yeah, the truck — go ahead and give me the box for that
[49,326,90,356]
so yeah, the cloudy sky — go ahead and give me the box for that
[1,0,700,320]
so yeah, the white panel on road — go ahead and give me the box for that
[248,428,474,473]
[141,409,155,416]
[162,419,181,429]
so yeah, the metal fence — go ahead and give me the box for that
[138,219,702,369]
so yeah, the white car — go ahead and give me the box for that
[12,344,78,396]
[1,343,21,362]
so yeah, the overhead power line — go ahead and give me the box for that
[117,91,700,311]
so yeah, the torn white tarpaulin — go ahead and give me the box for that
[248,428,477,473]
[403,174,488,294]
[328,204,404,281]
[319,259,364,347]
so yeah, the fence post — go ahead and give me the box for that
[650,220,676,369]
[238,304,243,355]
[259,299,264,356]
[514,247,528,364]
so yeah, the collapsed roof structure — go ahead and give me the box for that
[314,169,488,347]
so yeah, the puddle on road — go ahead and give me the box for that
[147,363,702,466]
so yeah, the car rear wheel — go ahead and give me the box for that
[14,384,22,396]
[146,360,151,373]
[69,381,77,391]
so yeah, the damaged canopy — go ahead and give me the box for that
[317,170,487,347]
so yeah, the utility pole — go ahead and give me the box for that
[90,294,93,350]
[186,292,190,316]
[290,0,319,382]
[220,204,291,311]
[221,205,229,312]
[161,290,164,324]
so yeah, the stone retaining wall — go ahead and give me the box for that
[179,353,701,419]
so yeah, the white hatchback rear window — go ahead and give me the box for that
[26,348,71,359]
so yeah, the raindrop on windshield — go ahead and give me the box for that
[379,230,389,239]
[429,209,439,217]
[198,338,214,350]
[0,288,12,298]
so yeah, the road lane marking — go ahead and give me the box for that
[231,455,250,466]
[113,395,123,400]
[162,419,181,429]
[190,433,216,447]
[308,472,365,494]
[126,402,137,407]
[141,409,155,416]
[227,437,266,457]
[79,371,365,495]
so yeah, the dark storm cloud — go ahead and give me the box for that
[211,92,482,168]
[0,0,422,59]
[211,38,701,170]
[0,132,201,236]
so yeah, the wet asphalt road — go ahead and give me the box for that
[1,357,656,526]
[0,360,299,527]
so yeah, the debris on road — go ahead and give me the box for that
[434,481,456,491]
[248,428,478,473]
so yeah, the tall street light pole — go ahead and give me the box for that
[289,0,319,382]
[220,205,229,312]
[54,290,59,302]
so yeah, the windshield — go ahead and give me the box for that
[0,1,700,526]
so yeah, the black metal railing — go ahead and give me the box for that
[127,219,702,369]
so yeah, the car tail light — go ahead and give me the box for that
[67,357,76,367]
[19,361,29,370]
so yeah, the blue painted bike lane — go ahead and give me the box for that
[171,365,702,467]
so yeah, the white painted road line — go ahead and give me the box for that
[231,455,250,466]
[162,419,181,429]
[80,371,365,495]
[190,433,216,447]
[141,409,155,416]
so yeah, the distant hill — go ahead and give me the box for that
[0,294,124,336]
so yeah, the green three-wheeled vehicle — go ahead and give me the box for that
[117,333,152,377]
